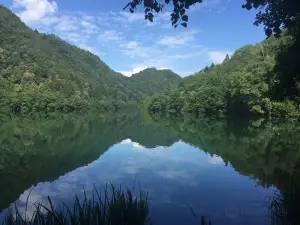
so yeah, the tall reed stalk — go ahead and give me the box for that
[3,184,150,225]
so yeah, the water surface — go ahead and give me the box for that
[0,112,299,225]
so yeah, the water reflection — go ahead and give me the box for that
[0,112,299,225]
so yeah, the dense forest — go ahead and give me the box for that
[1,3,300,119]
[145,32,300,118]
[0,5,181,114]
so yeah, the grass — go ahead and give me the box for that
[2,183,213,225]
[3,184,150,225]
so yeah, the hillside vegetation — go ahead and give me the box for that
[0,6,181,114]
[145,32,300,118]
[130,68,182,96]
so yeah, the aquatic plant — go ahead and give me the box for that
[3,184,150,225]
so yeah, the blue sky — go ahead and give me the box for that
[2,0,266,77]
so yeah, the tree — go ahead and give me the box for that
[242,0,300,37]
[223,54,230,63]
[145,32,300,118]
[124,0,300,36]
[124,0,202,27]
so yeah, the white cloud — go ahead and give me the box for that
[10,188,50,221]
[119,71,134,77]
[132,142,144,149]
[158,30,198,46]
[169,49,207,59]
[158,36,188,45]
[120,41,151,59]
[76,43,106,57]
[81,15,93,22]
[13,0,58,24]
[190,0,231,13]
[118,139,145,149]
[119,139,132,144]
[208,50,233,64]
[96,11,172,29]
[39,15,60,26]
[126,41,139,48]
[176,70,200,77]
[81,20,99,30]
[119,67,147,77]
[98,30,124,42]
[208,155,225,165]
[119,67,169,77]
[119,11,145,23]
[56,17,78,31]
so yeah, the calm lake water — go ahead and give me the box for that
[0,112,299,225]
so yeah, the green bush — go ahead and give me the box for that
[269,101,300,118]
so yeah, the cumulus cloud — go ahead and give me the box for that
[208,155,225,165]
[118,138,145,149]
[119,67,147,77]
[119,67,169,77]
[13,0,58,24]
[208,51,233,64]
[119,139,132,144]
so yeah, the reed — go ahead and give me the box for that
[3,184,150,225]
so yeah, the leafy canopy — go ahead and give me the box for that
[124,0,201,28]
[144,33,300,118]
[243,0,300,37]
[124,0,300,36]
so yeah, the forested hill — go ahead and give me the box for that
[0,5,181,114]
[146,32,300,118]
[130,68,181,96]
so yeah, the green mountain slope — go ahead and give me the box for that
[0,5,181,114]
[146,33,300,118]
[130,68,181,96]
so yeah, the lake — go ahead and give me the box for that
[0,111,299,225]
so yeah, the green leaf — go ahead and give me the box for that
[182,15,188,22]
[180,8,185,16]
